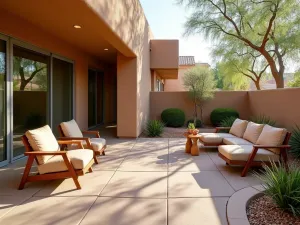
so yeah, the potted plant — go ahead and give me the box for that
[187,123,199,134]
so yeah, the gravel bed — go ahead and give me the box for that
[247,195,300,225]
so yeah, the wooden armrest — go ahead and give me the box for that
[58,137,90,141]
[253,145,291,149]
[82,130,100,138]
[215,127,231,132]
[57,140,84,149]
[24,151,67,156]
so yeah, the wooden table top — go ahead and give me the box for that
[183,132,201,138]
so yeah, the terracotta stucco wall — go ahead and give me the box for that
[248,88,300,130]
[103,66,117,124]
[164,65,194,91]
[150,91,250,125]
[86,0,153,137]
[0,9,104,130]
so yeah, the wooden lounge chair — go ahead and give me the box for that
[19,125,96,190]
[58,120,106,160]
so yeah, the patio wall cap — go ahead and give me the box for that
[227,185,264,225]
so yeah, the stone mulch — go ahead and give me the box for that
[247,195,300,225]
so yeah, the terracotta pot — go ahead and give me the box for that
[192,129,199,135]
[188,129,194,134]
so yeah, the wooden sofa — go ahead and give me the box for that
[198,119,291,177]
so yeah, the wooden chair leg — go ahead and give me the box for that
[102,150,105,156]
[88,167,93,173]
[18,155,35,190]
[281,148,289,171]
[62,155,81,189]
[93,155,98,164]
[241,147,258,177]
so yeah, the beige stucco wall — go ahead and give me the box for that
[151,89,300,130]
[150,91,250,125]
[164,65,194,91]
[0,9,106,130]
[248,88,300,130]
[86,0,153,137]
[150,40,179,69]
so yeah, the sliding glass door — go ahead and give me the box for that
[12,46,50,158]
[52,57,73,136]
[0,36,74,166]
[0,39,7,163]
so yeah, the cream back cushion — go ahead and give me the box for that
[60,119,83,137]
[25,125,60,164]
[243,122,265,143]
[229,119,248,138]
[256,125,287,154]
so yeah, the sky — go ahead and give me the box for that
[139,0,213,66]
[140,0,296,73]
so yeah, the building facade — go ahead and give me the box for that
[0,0,179,166]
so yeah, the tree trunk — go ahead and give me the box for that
[20,80,27,91]
[253,80,261,90]
[193,101,197,126]
[274,74,284,88]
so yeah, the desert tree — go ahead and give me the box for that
[183,66,216,125]
[178,0,300,88]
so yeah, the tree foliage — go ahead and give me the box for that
[288,71,300,87]
[178,0,300,88]
[13,57,47,91]
[183,66,216,124]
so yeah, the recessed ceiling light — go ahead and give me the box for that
[104,48,109,51]
[74,25,81,29]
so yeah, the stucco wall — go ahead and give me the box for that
[164,65,193,91]
[150,89,300,130]
[150,91,250,125]
[87,0,153,137]
[0,9,105,130]
[248,88,300,130]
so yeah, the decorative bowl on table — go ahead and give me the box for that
[188,129,194,134]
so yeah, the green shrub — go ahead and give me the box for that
[250,114,276,126]
[255,162,300,216]
[145,120,164,137]
[161,108,185,127]
[220,116,237,127]
[186,119,202,128]
[290,125,300,159]
[210,108,239,126]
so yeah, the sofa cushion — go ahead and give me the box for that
[256,125,287,154]
[229,119,248,138]
[243,122,264,144]
[87,138,106,152]
[37,149,93,174]
[25,125,60,164]
[199,133,235,144]
[60,119,83,137]
[223,137,252,145]
[218,145,280,162]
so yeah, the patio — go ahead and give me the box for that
[0,136,262,225]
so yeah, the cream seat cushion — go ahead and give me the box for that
[243,122,264,144]
[37,149,93,174]
[256,125,287,154]
[218,145,280,162]
[229,119,248,138]
[88,138,106,152]
[60,119,83,137]
[199,133,235,144]
[25,125,60,164]
[223,137,252,145]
